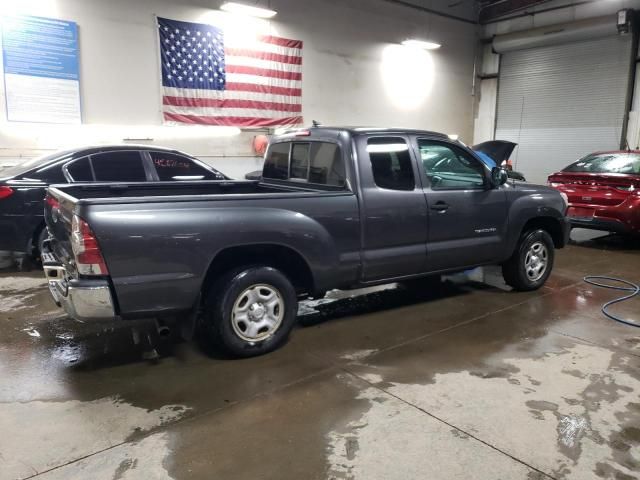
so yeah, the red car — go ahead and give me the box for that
[548,151,640,236]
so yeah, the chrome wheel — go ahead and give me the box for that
[524,241,548,282]
[231,284,284,342]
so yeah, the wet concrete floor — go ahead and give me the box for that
[0,229,639,479]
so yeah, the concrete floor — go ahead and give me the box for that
[0,230,639,480]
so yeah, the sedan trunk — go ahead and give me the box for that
[548,172,639,207]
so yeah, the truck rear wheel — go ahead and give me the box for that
[203,266,298,357]
[502,229,554,291]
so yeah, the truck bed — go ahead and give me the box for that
[44,179,361,318]
[49,180,298,202]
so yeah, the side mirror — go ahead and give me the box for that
[490,167,508,188]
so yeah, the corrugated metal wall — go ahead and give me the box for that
[495,35,632,183]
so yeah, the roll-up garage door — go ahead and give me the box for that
[495,34,633,183]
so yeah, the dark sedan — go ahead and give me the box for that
[0,145,228,261]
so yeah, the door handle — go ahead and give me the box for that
[430,201,449,212]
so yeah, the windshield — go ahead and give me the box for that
[563,153,640,175]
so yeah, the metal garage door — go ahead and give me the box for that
[495,35,633,183]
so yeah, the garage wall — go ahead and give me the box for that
[0,0,478,179]
[474,0,640,183]
[496,34,633,183]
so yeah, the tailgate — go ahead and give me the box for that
[44,186,77,268]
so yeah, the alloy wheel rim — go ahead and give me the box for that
[231,284,284,342]
[524,241,548,282]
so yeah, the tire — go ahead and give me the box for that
[35,226,49,258]
[202,266,298,357]
[502,229,554,291]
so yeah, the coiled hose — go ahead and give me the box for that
[583,276,640,328]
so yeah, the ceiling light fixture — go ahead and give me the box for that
[402,39,441,50]
[220,2,277,18]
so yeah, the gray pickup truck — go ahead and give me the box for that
[43,127,570,357]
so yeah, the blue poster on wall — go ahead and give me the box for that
[1,15,81,123]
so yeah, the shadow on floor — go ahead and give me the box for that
[570,229,639,251]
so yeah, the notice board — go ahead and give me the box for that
[1,15,81,123]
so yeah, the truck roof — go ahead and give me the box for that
[272,126,450,140]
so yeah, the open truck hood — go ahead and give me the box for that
[472,140,517,165]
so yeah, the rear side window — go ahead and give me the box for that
[263,143,290,180]
[263,141,346,187]
[66,158,93,182]
[309,142,345,187]
[290,143,310,181]
[91,151,147,182]
[149,151,218,181]
[367,137,415,191]
[27,163,67,183]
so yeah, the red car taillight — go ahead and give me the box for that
[45,194,60,209]
[0,186,14,200]
[71,215,109,276]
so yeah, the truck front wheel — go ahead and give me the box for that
[203,266,298,357]
[502,229,555,291]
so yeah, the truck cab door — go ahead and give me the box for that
[356,135,428,281]
[413,137,508,272]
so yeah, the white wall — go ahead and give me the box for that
[0,0,478,179]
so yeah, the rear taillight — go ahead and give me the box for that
[45,194,60,209]
[0,186,14,200]
[71,215,108,276]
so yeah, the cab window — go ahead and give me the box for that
[263,143,290,180]
[263,141,346,188]
[367,137,415,191]
[290,143,310,181]
[309,142,345,187]
[418,140,485,190]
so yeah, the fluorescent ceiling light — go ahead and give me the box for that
[220,2,277,18]
[402,39,441,50]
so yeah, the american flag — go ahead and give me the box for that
[157,17,303,127]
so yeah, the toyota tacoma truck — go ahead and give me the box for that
[42,127,570,357]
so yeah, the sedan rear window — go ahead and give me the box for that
[564,153,640,174]
[0,149,76,179]
[26,163,67,183]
